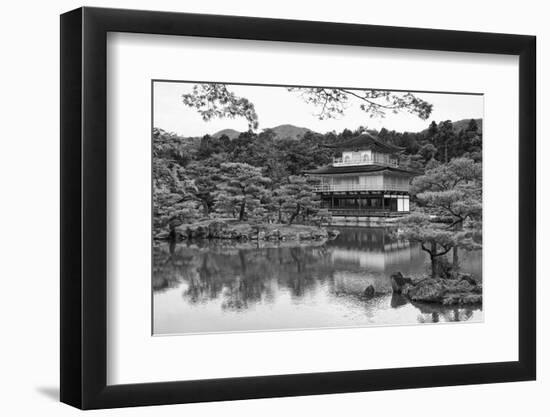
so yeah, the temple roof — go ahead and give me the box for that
[305,164,421,176]
[322,132,404,153]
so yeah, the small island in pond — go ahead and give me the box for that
[152,81,483,334]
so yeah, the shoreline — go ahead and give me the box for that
[155,220,339,242]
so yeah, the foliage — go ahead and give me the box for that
[152,152,202,230]
[182,84,259,130]
[157,86,484,283]
[153,117,483,241]
[182,85,434,132]
[399,157,482,277]
[287,87,433,120]
[400,214,456,254]
[185,162,222,217]
[412,157,482,227]
[431,120,454,162]
[279,176,329,225]
[213,162,271,221]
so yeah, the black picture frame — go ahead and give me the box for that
[60,6,536,410]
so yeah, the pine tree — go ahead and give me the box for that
[213,162,271,221]
[186,162,222,218]
[403,157,482,276]
[152,160,202,233]
[427,120,439,138]
[434,120,455,163]
[399,214,457,278]
[280,176,327,225]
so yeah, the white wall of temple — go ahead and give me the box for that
[383,174,410,191]
[318,174,411,192]
[321,174,385,188]
[331,176,356,185]
[341,150,372,163]
[359,175,383,188]
[336,151,397,166]
[393,195,410,212]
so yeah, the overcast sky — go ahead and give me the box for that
[153,81,483,137]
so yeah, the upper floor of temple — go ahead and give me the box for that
[322,132,404,168]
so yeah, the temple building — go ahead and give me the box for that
[306,133,420,219]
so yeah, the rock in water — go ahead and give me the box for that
[407,279,447,302]
[407,278,482,305]
[363,285,375,298]
[390,272,413,294]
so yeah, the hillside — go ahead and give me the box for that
[212,120,481,142]
[212,128,241,140]
[451,118,482,133]
[212,124,314,141]
[268,124,313,140]
[419,118,482,135]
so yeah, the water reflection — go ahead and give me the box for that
[153,227,482,334]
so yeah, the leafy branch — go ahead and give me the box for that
[287,87,433,120]
[182,84,259,130]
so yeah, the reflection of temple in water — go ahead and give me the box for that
[153,226,483,334]
[328,227,424,272]
[326,227,428,296]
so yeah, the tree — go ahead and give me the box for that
[418,143,437,162]
[280,176,328,224]
[412,157,482,200]
[433,120,455,163]
[182,84,259,130]
[152,160,202,232]
[405,157,482,273]
[152,127,193,166]
[467,118,479,133]
[399,214,457,278]
[266,187,288,223]
[196,134,232,159]
[455,119,482,162]
[186,162,222,217]
[398,153,425,171]
[181,85,433,132]
[427,120,439,138]
[213,162,271,221]
[287,88,433,120]
[152,129,203,233]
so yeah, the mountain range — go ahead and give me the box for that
[211,119,482,141]
[213,124,313,141]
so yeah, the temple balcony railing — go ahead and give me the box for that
[328,208,409,217]
[313,184,409,193]
[332,156,399,167]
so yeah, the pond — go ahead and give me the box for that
[153,227,483,335]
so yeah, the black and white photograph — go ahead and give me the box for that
[0,0,544,413]
[152,81,484,335]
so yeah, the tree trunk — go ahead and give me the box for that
[239,199,246,221]
[452,220,463,269]
[278,205,282,223]
[452,246,459,269]
[430,256,438,278]
[288,204,301,225]
[201,199,210,218]
[430,242,438,278]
